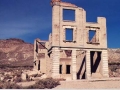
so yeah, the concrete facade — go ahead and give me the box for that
[34,0,109,80]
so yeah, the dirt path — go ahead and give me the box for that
[55,80,120,89]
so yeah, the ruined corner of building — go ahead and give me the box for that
[33,0,109,81]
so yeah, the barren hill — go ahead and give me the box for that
[108,48,120,64]
[0,38,33,67]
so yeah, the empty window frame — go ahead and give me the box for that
[89,30,96,42]
[65,28,73,41]
[63,9,75,21]
[38,42,45,49]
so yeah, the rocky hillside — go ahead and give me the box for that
[108,48,120,77]
[0,38,33,67]
[108,48,120,64]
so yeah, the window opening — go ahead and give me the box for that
[65,28,73,41]
[63,9,75,21]
[89,30,96,42]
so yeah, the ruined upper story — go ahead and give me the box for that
[46,0,108,50]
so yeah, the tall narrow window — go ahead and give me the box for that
[63,9,75,21]
[65,28,73,41]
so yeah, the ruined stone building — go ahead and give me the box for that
[34,0,109,80]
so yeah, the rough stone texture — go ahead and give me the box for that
[51,48,60,78]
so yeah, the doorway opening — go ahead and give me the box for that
[76,51,86,79]
[66,65,71,74]
[90,51,102,77]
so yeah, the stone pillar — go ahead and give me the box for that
[72,49,77,80]
[86,50,91,79]
[52,47,60,78]
[102,50,109,78]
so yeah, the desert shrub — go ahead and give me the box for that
[26,78,60,89]
[26,82,45,89]
[41,78,60,89]
[2,82,22,89]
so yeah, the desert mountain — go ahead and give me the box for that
[0,38,33,67]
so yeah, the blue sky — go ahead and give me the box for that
[0,0,120,48]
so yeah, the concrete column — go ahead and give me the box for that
[52,47,60,78]
[86,50,91,79]
[72,49,77,80]
[102,50,109,78]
